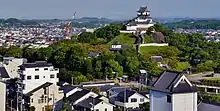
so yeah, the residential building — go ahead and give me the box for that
[125,6,154,31]
[0,81,6,111]
[114,90,149,109]
[107,87,131,103]
[66,89,98,105]
[19,61,59,94]
[0,57,27,80]
[150,70,198,111]
[76,97,114,111]
[24,82,64,111]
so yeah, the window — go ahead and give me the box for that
[38,99,41,103]
[50,74,55,78]
[140,98,144,102]
[31,98,33,103]
[95,110,99,111]
[35,75,39,79]
[27,76,31,80]
[131,98,137,102]
[167,95,172,103]
[42,107,44,111]
[35,68,39,71]
[44,68,48,70]
[105,108,107,111]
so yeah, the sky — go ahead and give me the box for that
[0,0,220,19]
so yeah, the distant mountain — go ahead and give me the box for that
[164,19,220,29]
[1,18,38,26]
[75,17,114,23]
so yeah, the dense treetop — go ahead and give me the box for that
[2,22,220,84]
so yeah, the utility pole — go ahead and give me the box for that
[71,77,74,86]
[52,91,55,111]
[124,88,126,111]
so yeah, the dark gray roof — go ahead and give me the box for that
[95,85,120,92]
[25,82,53,96]
[126,20,152,26]
[66,89,90,103]
[88,52,99,58]
[198,101,220,111]
[60,85,76,94]
[137,6,150,13]
[117,90,136,102]
[138,91,149,98]
[19,61,52,68]
[151,56,163,62]
[108,87,131,94]
[0,67,10,78]
[151,70,197,94]
[77,97,102,108]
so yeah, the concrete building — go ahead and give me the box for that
[150,70,198,111]
[19,61,59,94]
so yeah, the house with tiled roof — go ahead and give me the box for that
[150,70,198,111]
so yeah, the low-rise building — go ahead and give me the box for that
[114,90,149,109]
[150,70,198,111]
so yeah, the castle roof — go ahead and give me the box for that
[137,6,150,13]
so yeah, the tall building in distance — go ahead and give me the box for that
[125,6,155,31]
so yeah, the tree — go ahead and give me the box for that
[74,73,88,84]
[5,46,22,57]
[104,59,123,78]
[94,24,121,42]
[125,57,140,75]
[78,32,96,43]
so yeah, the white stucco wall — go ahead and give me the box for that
[115,93,148,109]
[172,93,197,111]
[0,82,6,111]
[150,90,172,111]
[22,66,59,94]
[92,101,113,111]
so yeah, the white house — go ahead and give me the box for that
[125,6,154,31]
[150,70,198,111]
[76,97,114,111]
[114,90,149,109]
[19,61,59,94]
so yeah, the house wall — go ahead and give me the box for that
[0,82,6,111]
[22,66,59,94]
[150,90,172,111]
[172,92,197,111]
[93,101,113,111]
[30,84,64,111]
[3,58,25,78]
[115,93,148,109]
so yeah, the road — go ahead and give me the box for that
[186,72,214,82]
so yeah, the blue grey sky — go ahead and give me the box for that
[0,0,219,19]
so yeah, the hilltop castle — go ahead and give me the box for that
[125,6,155,31]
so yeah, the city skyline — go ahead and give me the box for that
[0,0,220,19]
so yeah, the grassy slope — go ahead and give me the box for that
[108,33,135,46]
